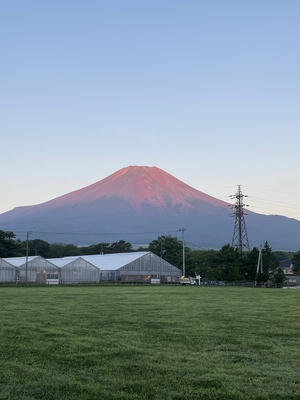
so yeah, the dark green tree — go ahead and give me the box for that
[272,267,286,286]
[262,241,279,281]
[80,240,133,255]
[291,252,300,274]
[217,244,243,282]
[22,239,51,258]
[187,249,220,281]
[80,242,111,255]
[48,243,81,258]
[0,230,23,257]
[242,247,260,281]
[149,235,188,268]
[108,240,132,253]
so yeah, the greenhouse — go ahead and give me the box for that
[3,256,59,283]
[0,258,17,283]
[1,252,181,284]
[49,257,100,284]
[63,251,181,283]
[117,251,181,283]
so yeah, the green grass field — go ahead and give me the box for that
[0,285,299,400]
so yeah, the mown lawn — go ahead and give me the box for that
[0,285,299,400]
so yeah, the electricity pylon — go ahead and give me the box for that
[230,185,250,252]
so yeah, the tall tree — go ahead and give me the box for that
[272,268,286,285]
[0,230,23,257]
[262,241,279,281]
[108,240,132,253]
[187,249,219,280]
[217,244,243,282]
[48,243,81,258]
[291,252,300,274]
[149,235,187,268]
[242,247,260,281]
[23,239,51,258]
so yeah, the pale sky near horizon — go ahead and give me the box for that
[1,1,300,221]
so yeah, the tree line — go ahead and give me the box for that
[0,230,299,284]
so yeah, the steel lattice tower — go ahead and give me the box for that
[231,185,250,252]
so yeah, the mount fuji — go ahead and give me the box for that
[0,166,299,250]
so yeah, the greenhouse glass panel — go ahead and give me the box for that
[0,259,17,283]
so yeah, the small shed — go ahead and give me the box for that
[48,257,100,284]
[284,274,300,287]
[0,258,17,283]
[3,256,59,283]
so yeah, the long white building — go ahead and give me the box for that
[0,252,181,284]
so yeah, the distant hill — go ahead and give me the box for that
[0,166,300,250]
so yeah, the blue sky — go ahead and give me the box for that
[1,0,300,220]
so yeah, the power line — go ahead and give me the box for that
[246,186,300,197]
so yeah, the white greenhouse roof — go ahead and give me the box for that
[63,251,150,271]
[47,257,97,268]
[47,257,81,267]
[0,258,16,267]
[2,256,41,267]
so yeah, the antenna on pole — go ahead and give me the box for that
[230,185,250,253]
[179,228,186,277]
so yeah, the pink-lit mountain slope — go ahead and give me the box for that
[4,166,228,218]
[0,166,230,223]
[1,166,300,250]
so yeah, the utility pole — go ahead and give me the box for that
[255,245,263,285]
[230,185,250,253]
[25,231,33,283]
[179,228,186,277]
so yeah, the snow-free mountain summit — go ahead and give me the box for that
[0,166,300,250]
